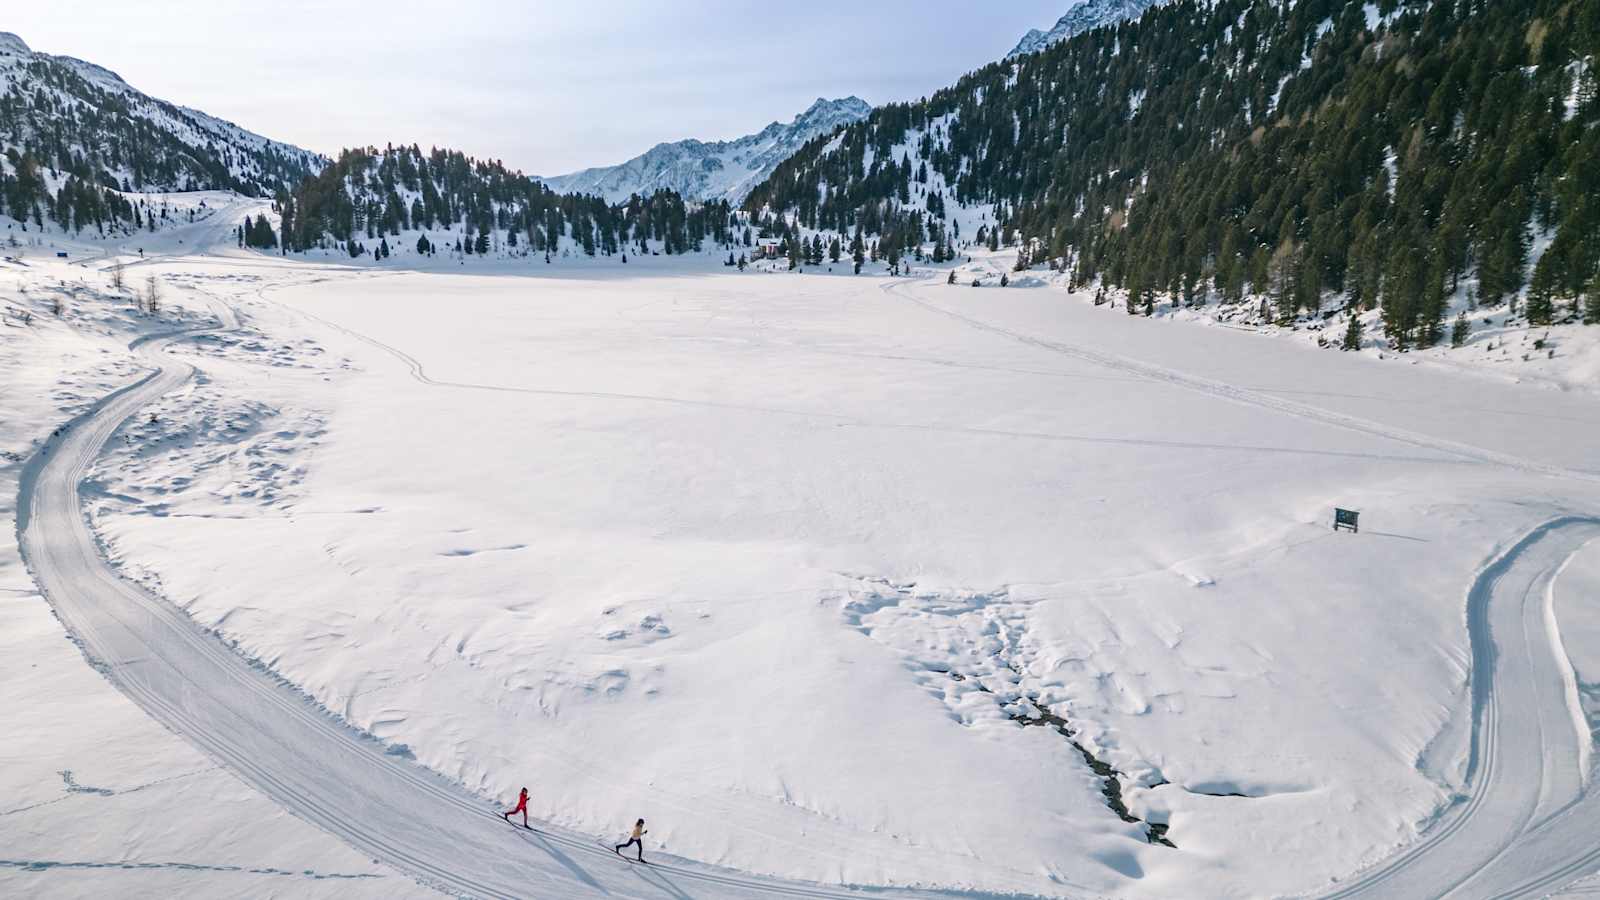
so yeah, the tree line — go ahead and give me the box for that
[278,144,736,258]
[747,0,1600,340]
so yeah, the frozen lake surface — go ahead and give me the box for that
[5,226,1600,897]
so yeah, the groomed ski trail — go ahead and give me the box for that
[1313,517,1600,899]
[887,279,1600,898]
[17,254,1600,898]
[13,288,1062,900]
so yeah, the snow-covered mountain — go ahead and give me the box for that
[1006,0,1165,59]
[0,32,323,196]
[539,97,871,204]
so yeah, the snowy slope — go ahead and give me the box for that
[539,97,871,203]
[1006,0,1166,58]
[0,32,324,195]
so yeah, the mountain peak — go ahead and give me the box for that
[0,31,323,195]
[1006,0,1165,59]
[795,96,871,127]
[800,96,869,117]
[0,32,130,85]
[540,95,872,204]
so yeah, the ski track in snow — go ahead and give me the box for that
[884,279,1600,486]
[276,286,1510,471]
[13,260,1056,900]
[14,242,1600,897]
[882,277,1600,898]
[1312,517,1600,899]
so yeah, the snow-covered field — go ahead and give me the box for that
[0,235,427,898]
[5,215,1600,898]
[938,250,1600,396]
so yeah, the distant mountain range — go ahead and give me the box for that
[1007,0,1165,58]
[0,4,1149,217]
[1,2,1150,225]
[0,32,323,197]
[537,0,1166,205]
[538,97,872,204]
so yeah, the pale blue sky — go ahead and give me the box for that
[6,1,1067,175]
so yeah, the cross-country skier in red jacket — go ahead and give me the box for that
[503,787,530,828]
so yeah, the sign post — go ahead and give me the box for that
[1333,508,1360,533]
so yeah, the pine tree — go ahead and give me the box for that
[1417,255,1449,348]
[1341,312,1363,351]
[1585,274,1600,325]
[1479,191,1529,306]
[1450,311,1470,347]
[1526,254,1558,325]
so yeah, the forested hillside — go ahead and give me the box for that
[0,32,322,237]
[282,144,737,259]
[747,0,1600,342]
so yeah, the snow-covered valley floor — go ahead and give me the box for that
[5,221,1600,898]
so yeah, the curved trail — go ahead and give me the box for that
[1314,518,1600,899]
[18,253,1600,898]
[885,280,1600,898]
[15,285,1017,899]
